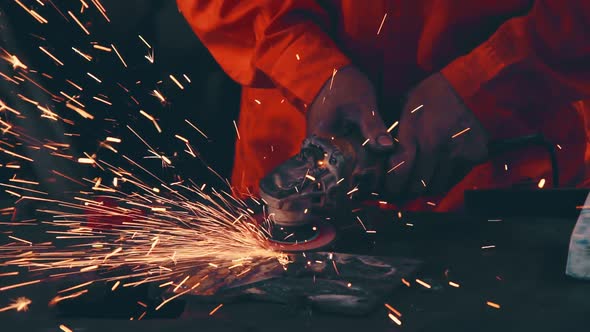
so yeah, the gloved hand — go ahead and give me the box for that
[386,73,489,199]
[306,66,394,151]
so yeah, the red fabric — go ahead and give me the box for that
[178,0,590,211]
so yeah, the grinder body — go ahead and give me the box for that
[259,135,384,228]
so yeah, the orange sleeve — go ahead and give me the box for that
[441,0,590,136]
[176,0,351,109]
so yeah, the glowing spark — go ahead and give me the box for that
[173,275,190,292]
[362,138,370,146]
[66,79,83,91]
[426,201,436,206]
[139,35,151,48]
[401,278,411,287]
[388,313,402,326]
[356,216,367,231]
[387,160,405,173]
[0,297,32,313]
[145,48,155,63]
[556,144,562,150]
[386,121,398,133]
[411,104,423,113]
[77,157,95,164]
[295,53,300,60]
[1,52,28,70]
[14,0,48,23]
[384,303,402,317]
[169,75,184,90]
[86,72,102,83]
[111,281,120,291]
[0,279,41,291]
[72,47,92,61]
[39,47,64,66]
[486,301,501,309]
[183,74,191,83]
[8,235,32,245]
[504,164,508,171]
[538,178,546,189]
[106,137,121,143]
[254,99,261,105]
[346,186,359,195]
[91,0,110,22]
[68,11,90,35]
[233,120,240,140]
[305,174,316,182]
[452,127,471,138]
[66,103,94,120]
[93,96,112,105]
[93,44,111,52]
[185,119,209,139]
[377,13,388,35]
[151,90,165,103]
[449,281,460,288]
[1,148,34,162]
[59,324,73,332]
[209,303,224,316]
[415,279,431,289]
[111,44,128,68]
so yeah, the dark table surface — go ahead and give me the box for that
[1,206,589,332]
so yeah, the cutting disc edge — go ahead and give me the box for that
[264,221,337,252]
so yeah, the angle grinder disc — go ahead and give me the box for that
[254,215,336,252]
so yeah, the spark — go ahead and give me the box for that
[66,103,94,120]
[384,303,402,317]
[91,0,110,22]
[401,278,411,287]
[183,74,191,83]
[387,160,405,173]
[481,245,496,249]
[151,90,165,103]
[39,47,64,66]
[386,121,398,133]
[388,313,402,325]
[356,216,367,231]
[111,44,128,68]
[111,281,120,291]
[93,44,111,52]
[415,279,431,289]
[233,120,240,140]
[377,13,388,35]
[305,174,316,182]
[72,47,92,61]
[59,324,73,332]
[139,35,152,48]
[1,51,28,70]
[362,138,370,146]
[449,281,460,288]
[426,201,436,206]
[254,99,261,105]
[68,11,90,35]
[452,127,471,138]
[0,279,41,291]
[411,104,423,113]
[8,235,32,245]
[486,301,501,309]
[185,119,209,139]
[295,53,300,61]
[14,0,48,23]
[538,178,546,189]
[106,137,121,143]
[93,96,112,105]
[77,157,95,164]
[556,144,562,150]
[0,297,32,313]
[169,75,185,90]
[86,72,102,83]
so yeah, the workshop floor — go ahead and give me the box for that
[2,209,589,332]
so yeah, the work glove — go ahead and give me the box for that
[386,73,489,199]
[306,66,394,151]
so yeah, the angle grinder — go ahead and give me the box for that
[259,134,387,252]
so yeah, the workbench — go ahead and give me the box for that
[1,204,589,332]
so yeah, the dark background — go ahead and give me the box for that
[0,0,240,197]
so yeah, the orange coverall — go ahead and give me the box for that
[178,0,590,211]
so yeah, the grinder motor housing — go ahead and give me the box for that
[259,135,385,227]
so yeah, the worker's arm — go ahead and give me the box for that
[441,0,590,136]
[386,0,590,199]
[177,0,394,149]
[176,0,351,110]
